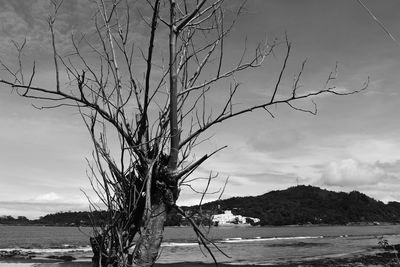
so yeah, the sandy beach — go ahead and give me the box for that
[1,249,399,267]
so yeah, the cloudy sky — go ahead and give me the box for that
[0,0,400,218]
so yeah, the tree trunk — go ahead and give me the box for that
[90,202,168,267]
[133,202,168,267]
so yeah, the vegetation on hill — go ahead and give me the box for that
[0,211,107,226]
[199,185,400,225]
[2,186,400,226]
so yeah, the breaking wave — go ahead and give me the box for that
[220,235,324,243]
[0,235,326,252]
[161,242,198,247]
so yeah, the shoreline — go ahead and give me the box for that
[2,246,399,267]
[1,249,399,267]
[2,224,400,266]
[0,222,400,229]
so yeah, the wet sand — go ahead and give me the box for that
[0,254,399,267]
[1,248,399,266]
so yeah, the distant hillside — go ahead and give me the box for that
[197,185,400,225]
[2,186,400,226]
[0,211,107,227]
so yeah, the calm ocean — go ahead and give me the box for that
[1,225,400,265]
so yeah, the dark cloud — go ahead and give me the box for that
[376,160,400,173]
[247,129,303,152]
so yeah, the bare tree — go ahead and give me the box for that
[0,0,367,266]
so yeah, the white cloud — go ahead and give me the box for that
[319,158,387,186]
[348,139,400,163]
[0,191,102,219]
[0,201,89,219]
[33,192,61,202]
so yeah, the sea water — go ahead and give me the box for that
[1,225,400,265]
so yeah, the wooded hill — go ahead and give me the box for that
[2,186,400,226]
[197,185,400,225]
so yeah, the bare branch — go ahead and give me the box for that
[356,0,400,47]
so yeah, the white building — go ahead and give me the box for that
[211,210,260,226]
